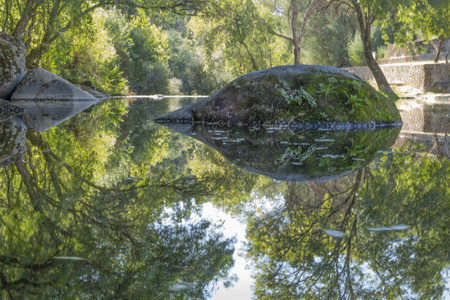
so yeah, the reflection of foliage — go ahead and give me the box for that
[187,143,261,215]
[279,145,317,165]
[246,145,450,299]
[357,146,450,298]
[0,98,255,298]
[247,171,365,299]
[1,96,447,298]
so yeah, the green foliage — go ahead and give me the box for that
[376,45,388,59]
[380,0,450,57]
[277,86,317,108]
[188,0,291,77]
[166,30,228,95]
[348,33,365,66]
[40,10,128,95]
[301,75,399,122]
[303,7,355,67]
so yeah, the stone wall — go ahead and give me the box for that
[345,63,450,92]
[424,63,450,92]
[378,37,450,64]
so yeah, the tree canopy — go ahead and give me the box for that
[380,0,450,62]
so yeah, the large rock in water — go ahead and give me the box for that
[11,68,98,101]
[0,33,27,100]
[156,65,402,129]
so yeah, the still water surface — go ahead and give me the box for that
[0,96,449,299]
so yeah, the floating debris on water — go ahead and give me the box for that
[367,224,411,231]
[322,154,346,158]
[323,229,347,238]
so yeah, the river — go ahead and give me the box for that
[0,95,448,299]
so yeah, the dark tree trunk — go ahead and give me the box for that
[355,3,397,98]
[291,0,301,65]
[26,43,48,69]
[294,39,301,65]
[241,40,259,71]
[434,34,445,63]
[13,0,34,38]
[363,45,395,97]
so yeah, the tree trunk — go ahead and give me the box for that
[356,5,397,98]
[294,38,301,65]
[13,0,34,38]
[241,40,259,71]
[363,45,396,97]
[291,0,300,65]
[26,44,48,69]
[25,2,107,68]
[434,34,445,63]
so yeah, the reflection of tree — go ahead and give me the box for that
[247,147,450,299]
[0,98,252,298]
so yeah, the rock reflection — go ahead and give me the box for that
[12,100,97,132]
[161,123,400,181]
[0,116,26,167]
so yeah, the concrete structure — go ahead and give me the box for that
[345,37,450,93]
[347,63,450,93]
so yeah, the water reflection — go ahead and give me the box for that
[0,98,237,299]
[0,97,448,299]
[161,123,400,181]
[246,150,450,299]
[396,99,450,157]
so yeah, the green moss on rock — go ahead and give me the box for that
[0,33,27,100]
[157,65,402,126]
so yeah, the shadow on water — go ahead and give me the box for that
[0,96,448,299]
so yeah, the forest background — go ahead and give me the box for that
[1,0,449,96]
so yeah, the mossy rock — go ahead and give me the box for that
[156,65,402,127]
[0,33,26,100]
